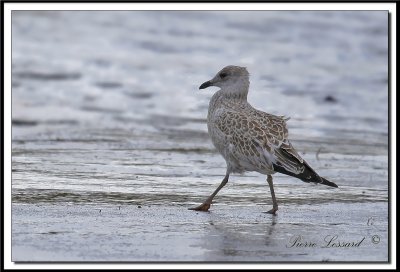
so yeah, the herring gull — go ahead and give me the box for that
[189,65,338,215]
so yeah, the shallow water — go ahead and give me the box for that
[12,203,388,262]
[11,11,389,262]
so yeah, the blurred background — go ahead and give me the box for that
[12,11,388,262]
[12,10,388,203]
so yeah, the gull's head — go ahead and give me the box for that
[199,65,250,98]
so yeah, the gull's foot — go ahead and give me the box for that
[188,203,211,212]
[264,208,278,215]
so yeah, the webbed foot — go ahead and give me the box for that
[264,208,278,215]
[188,203,211,212]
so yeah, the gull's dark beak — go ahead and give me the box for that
[199,80,213,90]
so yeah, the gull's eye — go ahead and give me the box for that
[220,72,228,79]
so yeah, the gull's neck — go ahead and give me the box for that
[221,78,249,101]
[209,85,249,118]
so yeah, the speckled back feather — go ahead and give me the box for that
[208,91,305,175]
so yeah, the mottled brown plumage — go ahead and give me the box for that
[190,65,338,214]
[209,98,304,175]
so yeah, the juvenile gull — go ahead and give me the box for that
[189,65,338,214]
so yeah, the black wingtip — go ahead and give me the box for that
[272,163,338,188]
[321,177,338,188]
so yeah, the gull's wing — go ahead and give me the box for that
[251,109,306,173]
[212,109,304,174]
[212,109,338,187]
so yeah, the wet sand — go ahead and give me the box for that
[11,118,389,262]
[12,202,388,262]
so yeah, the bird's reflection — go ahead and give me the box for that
[264,215,277,246]
[201,210,279,259]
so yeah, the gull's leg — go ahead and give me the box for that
[266,175,278,215]
[189,173,229,212]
